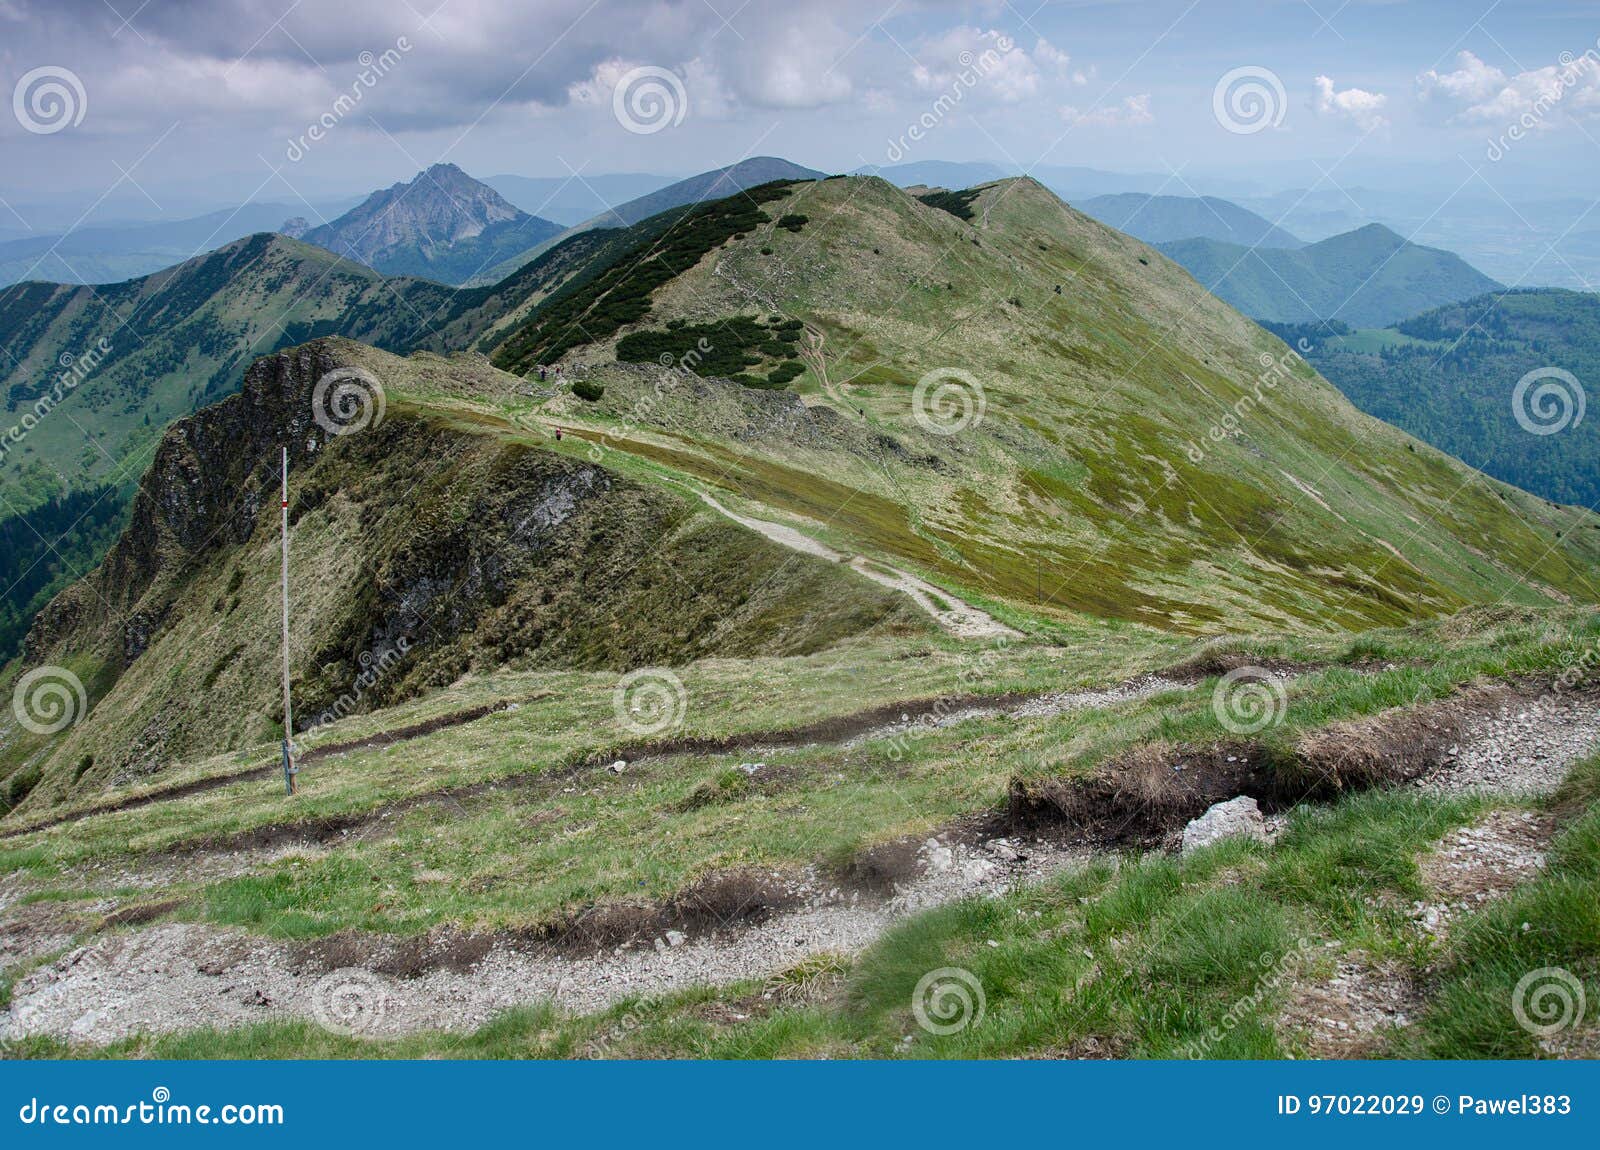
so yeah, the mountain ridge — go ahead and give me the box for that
[1078,193,1304,249]
[1159,222,1503,326]
[296,163,563,285]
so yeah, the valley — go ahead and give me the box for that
[2,169,1597,1064]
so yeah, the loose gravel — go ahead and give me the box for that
[5,685,1596,1048]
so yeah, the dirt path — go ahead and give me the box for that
[691,487,1019,639]
[5,690,1596,1047]
[0,835,1086,1046]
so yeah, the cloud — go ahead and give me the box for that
[907,27,1039,103]
[1312,75,1388,130]
[1417,49,1600,129]
[1060,93,1153,127]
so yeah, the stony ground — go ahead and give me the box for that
[3,688,1595,1048]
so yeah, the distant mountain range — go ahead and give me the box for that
[466,156,826,285]
[1160,223,1503,327]
[292,163,563,285]
[585,157,827,230]
[1078,193,1304,250]
[1269,288,1600,508]
[11,174,1597,794]
[484,173,676,226]
[0,202,357,288]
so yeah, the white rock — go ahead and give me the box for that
[665,930,686,948]
[609,761,627,774]
[1181,796,1268,854]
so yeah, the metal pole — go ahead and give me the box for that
[281,446,297,795]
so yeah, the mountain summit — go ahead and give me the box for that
[295,163,562,284]
[1159,222,1502,326]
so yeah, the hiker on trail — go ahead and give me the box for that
[539,367,547,381]
[555,427,563,441]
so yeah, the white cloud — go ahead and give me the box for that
[1312,75,1388,130]
[909,27,1039,103]
[1417,49,1600,129]
[1060,93,1154,127]
[1033,38,1072,73]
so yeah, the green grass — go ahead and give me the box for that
[1395,754,1600,1058]
[4,607,1596,944]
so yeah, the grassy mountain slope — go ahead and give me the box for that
[0,200,783,661]
[1275,289,1600,507]
[468,158,826,287]
[1160,223,1503,326]
[1078,193,1304,249]
[484,174,1600,631]
[0,233,465,512]
[3,339,919,807]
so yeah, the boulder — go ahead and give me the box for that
[1182,796,1267,853]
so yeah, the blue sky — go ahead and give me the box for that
[0,0,1596,218]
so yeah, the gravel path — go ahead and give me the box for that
[690,488,1018,639]
[5,685,1596,1048]
[1422,695,1600,795]
[0,836,1088,1046]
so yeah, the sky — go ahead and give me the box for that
[1,0,1598,225]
